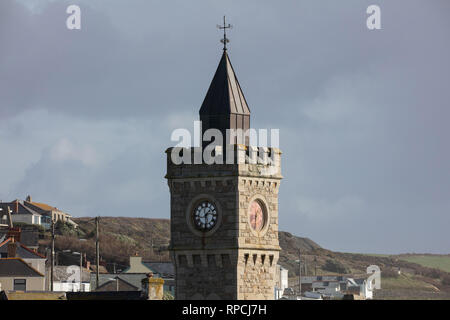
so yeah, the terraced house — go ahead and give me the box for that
[0,200,42,226]
[0,196,77,229]
[0,258,45,292]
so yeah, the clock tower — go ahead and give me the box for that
[166,44,282,300]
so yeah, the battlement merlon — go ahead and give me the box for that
[165,144,282,180]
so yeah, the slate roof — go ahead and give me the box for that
[199,51,251,141]
[0,201,41,216]
[143,261,174,278]
[0,238,45,259]
[95,277,140,292]
[200,51,250,116]
[90,273,147,291]
[0,258,44,277]
[16,227,39,247]
[0,228,39,248]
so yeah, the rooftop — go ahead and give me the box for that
[0,258,44,277]
[0,238,45,259]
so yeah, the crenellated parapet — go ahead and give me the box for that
[165,144,282,181]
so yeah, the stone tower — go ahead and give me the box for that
[166,50,282,300]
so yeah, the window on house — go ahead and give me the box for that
[13,279,26,291]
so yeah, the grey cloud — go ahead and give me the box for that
[1,0,449,253]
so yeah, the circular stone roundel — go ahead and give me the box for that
[192,201,218,231]
[248,199,267,232]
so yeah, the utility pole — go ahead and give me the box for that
[304,257,307,276]
[95,216,100,289]
[314,256,317,276]
[79,252,83,292]
[298,250,302,297]
[149,225,154,258]
[50,219,55,291]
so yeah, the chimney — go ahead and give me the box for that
[130,256,142,270]
[142,272,164,300]
[7,238,17,258]
[15,200,19,213]
[26,195,31,202]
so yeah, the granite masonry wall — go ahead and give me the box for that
[166,145,282,300]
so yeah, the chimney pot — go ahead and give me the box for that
[7,239,17,258]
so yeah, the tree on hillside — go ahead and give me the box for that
[322,259,350,274]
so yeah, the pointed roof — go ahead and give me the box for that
[200,51,250,116]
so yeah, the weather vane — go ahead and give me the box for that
[217,16,232,51]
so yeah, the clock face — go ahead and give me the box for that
[249,200,265,231]
[193,201,218,231]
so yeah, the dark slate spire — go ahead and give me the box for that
[199,51,251,145]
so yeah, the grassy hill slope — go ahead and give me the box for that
[395,254,450,273]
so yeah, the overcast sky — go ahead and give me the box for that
[1,0,449,254]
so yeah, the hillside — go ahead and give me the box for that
[37,217,450,299]
[395,254,450,273]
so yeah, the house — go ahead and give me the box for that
[0,237,46,275]
[0,211,8,227]
[274,264,289,299]
[345,278,373,299]
[81,273,163,300]
[95,276,139,292]
[0,226,39,250]
[122,256,151,273]
[23,195,77,229]
[121,256,175,296]
[279,287,301,300]
[312,280,343,298]
[122,256,175,278]
[301,275,375,299]
[90,273,147,292]
[0,258,45,291]
[88,256,175,297]
[0,200,42,226]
